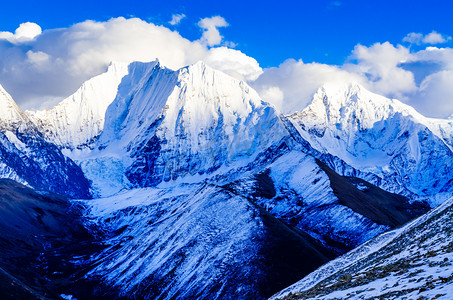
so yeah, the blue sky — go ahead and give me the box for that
[1,0,452,67]
[0,1,452,117]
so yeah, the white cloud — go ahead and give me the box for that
[0,17,260,109]
[198,16,229,47]
[204,47,262,81]
[252,41,453,118]
[260,86,284,108]
[252,59,363,114]
[0,18,452,119]
[345,42,417,99]
[0,22,42,44]
[403,32,424,44]
[26,50,50,68]
[403,31,451,45]
[423,31,451,44]
[414,70,453,117]
[169,14,186,26]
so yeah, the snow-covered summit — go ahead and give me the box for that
[289,82,453,201]
[0,84,29,129]
[0,84,91,198]
[298,82,453,146]
[90,60,287,192]
[27,61,129,148]
[300,82,424,131]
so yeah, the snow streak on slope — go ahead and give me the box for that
[0,85,91,198]
[27,62,129,149]
[82,185,265,299]
[272,197,453,300]
[80,182,332,299]
[289,82,453,204]
[238,150,390,252]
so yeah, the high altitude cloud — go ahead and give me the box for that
[0,17,261,109]
[403,31,452,45]
[0,22,42,44]
[169,13,186,25]
[252,59,363,114]
[198,16,229,47]
[254,41,453,118]
[0,18,452,119]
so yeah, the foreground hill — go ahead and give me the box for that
[272,197,453,300]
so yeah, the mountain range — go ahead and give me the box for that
[0,60,451,299]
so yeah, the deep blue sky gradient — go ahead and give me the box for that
[1,0,452,67]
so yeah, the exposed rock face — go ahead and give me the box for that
[0,85,91,198]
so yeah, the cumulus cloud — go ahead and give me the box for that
[0,18,452,119]
[253,41,453,118]
[403,31,451,45]
[0,22,42,44]
[423,31,451,44]
[259,86,284,109]
[345,42,416,99]
[252,59,363,114]
[415,70,453,116]
[0,17,259,109]
[198,16,229,47]
[204,47,262,81]
[169,14,186,26]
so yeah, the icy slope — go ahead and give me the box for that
[289,82,453,204]
[67,61,427,252]
[79,141,429,298]
[223,146,426,254]
[80,183,331,300]
[0,84,91,198]
[272,197,453,300]
[27,62,129,149]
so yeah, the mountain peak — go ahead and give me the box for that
[0,84,28,128]
[27,61,130,148]
[300,81,423,131]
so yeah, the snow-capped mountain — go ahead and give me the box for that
[289,82,453,205]
[68,61,287,196]
[1,60,442,299]
[27,62,129,149]
[0,84,91,198]
[34,61,424,299]
[272,196,453,300]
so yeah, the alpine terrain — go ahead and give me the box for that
[0,59,450,299]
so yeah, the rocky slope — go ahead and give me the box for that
[0,85,91,198]
[272,196,453,300]
[0,179,103,300]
